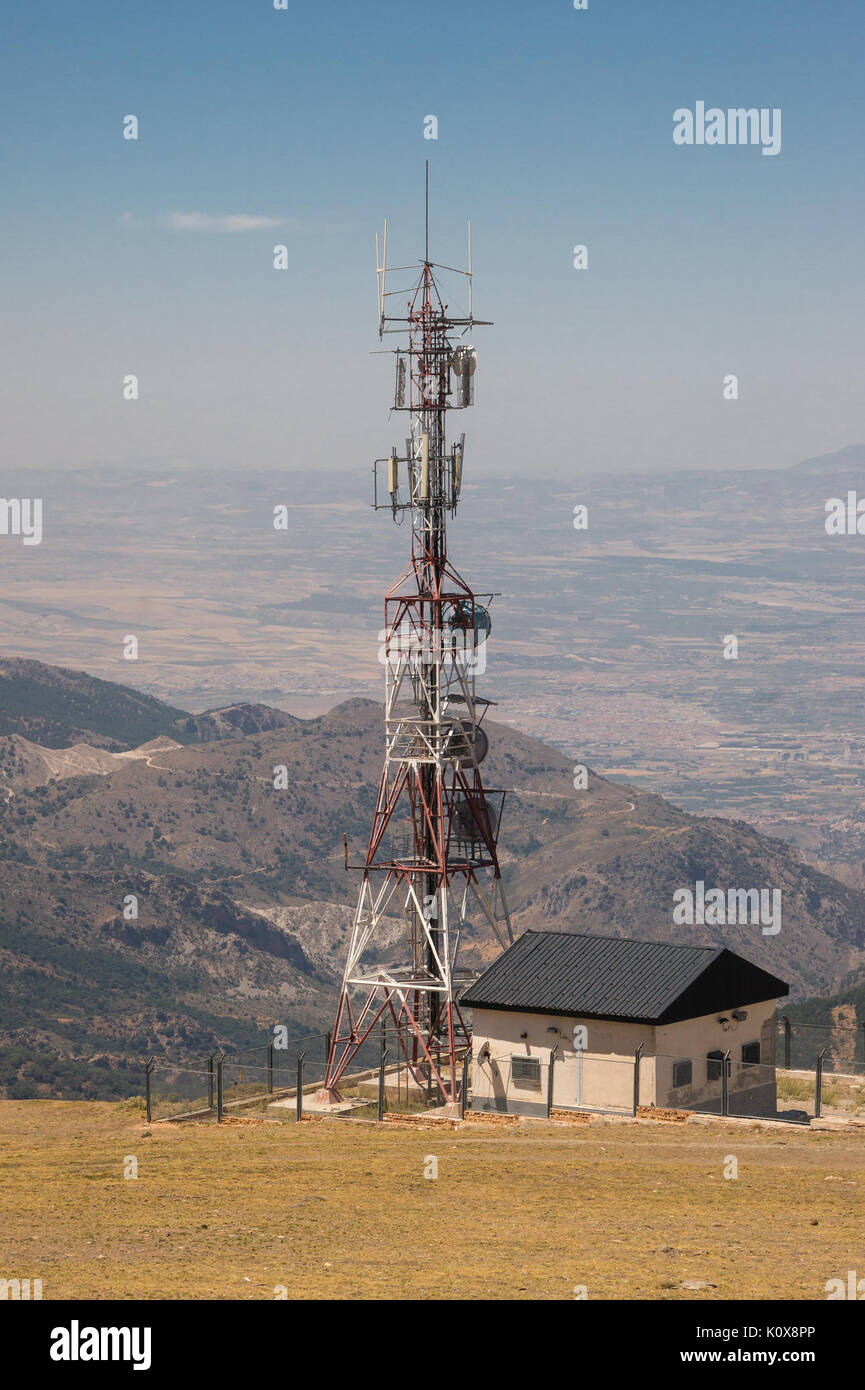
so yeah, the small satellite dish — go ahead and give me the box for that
[446,719,489,768]
[443,600,492,645]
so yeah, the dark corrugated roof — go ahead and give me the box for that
[461,930,789,1025]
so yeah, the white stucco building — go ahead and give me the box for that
[462,931,789,1118]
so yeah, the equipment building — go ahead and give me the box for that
[462,931,789,1118]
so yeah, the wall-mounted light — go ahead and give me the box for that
[546,1026,559,1035]
[519,1032,528,1040]
[732,1009,748,1022]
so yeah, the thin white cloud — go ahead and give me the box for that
[161,212,289,233]
[118,211,298,234]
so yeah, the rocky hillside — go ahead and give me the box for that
[0,657,297,751]
[0,658,190,750]
[170,704,299,743]
[2,664,865,1097]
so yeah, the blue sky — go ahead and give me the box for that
[1,0,862,476]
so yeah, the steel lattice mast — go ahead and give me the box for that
[321,173,512,1108]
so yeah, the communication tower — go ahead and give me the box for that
[321,169,512,1108]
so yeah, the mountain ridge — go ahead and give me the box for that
[1,659,863,1097]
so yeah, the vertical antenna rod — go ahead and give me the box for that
[424,158,429,264]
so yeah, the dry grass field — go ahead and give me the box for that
[1,1099,862,1301]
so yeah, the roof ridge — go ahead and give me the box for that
[522,928,719,954]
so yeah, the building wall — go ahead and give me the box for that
[655,1001,778,1116]
[469,1000,779,1117]
[470,1007,655,1115]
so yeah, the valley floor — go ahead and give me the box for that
[0,1100,862,1300]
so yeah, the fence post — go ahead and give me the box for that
[721,1051,730,1117]
[782,1015,791,1070]
[546,1044,560,1119]
[633,1043,644,1117]
[296,1052,305,1122]
[460,1049,470,1119]
[267,1043,274,1096]
[378,1048,388,1121]
[145,1056,154,1123]
[216,1053,224,1124]
[815,1048,826,1119]
[207,1053,214,1111]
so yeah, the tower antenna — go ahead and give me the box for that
[424,158,429,263]
[319,182,509,1113]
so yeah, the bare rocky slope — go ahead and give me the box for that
[1,663,864,1097]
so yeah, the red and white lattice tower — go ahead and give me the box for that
[321,175,512,1109]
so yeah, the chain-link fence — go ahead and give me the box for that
[468,1050,635,1118]
[776,1056,865,1123]
[466,1053,547,1118]
[144,1031,332,1122]
[144,1028,455,1122]
[777,1015,865,1073]
[145,1063,215,1122]
[145,1024,865,1126]
[775,1017,865,1122]
[466,1044,838,1124]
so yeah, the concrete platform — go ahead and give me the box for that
[267,1094,370,1116]
[422,1102,464,1120]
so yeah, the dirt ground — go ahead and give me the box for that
[1,1099,862,1300]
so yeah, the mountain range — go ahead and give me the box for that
[0,658,863,1097]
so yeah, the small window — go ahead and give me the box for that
[672,1059,692,1089]
[707,1050,730,1082]
[511,1055,541,1089]
[741,1041,760,1066]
